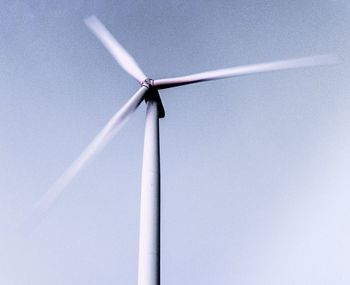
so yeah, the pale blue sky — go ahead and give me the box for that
[0,1,349,284]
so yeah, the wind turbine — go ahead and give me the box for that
[23,15,337,285]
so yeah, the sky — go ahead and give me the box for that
[0,1,349,284]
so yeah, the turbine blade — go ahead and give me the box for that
[153,54,338,89]
[19,87,148,233]
[85,15,147,83]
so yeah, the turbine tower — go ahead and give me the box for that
[23,15,337,285]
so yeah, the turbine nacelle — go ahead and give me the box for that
[141,78,165,119]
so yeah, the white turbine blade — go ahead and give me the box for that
[153,54,337,89]
[85,15,147,83]
[19,87,148,232]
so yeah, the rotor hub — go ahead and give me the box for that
[141,78,154,89]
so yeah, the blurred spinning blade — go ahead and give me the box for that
[85,15,147,83]
[18,87,148,233]
[153,54,337,89]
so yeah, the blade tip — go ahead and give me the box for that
[14,206,47,236]
[84,15,99,28]
[316,54,339,65]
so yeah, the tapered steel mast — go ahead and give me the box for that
[138,96,161,285]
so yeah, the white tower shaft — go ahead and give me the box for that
[138,99,161,285]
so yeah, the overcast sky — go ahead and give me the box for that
[0,1,349,284]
